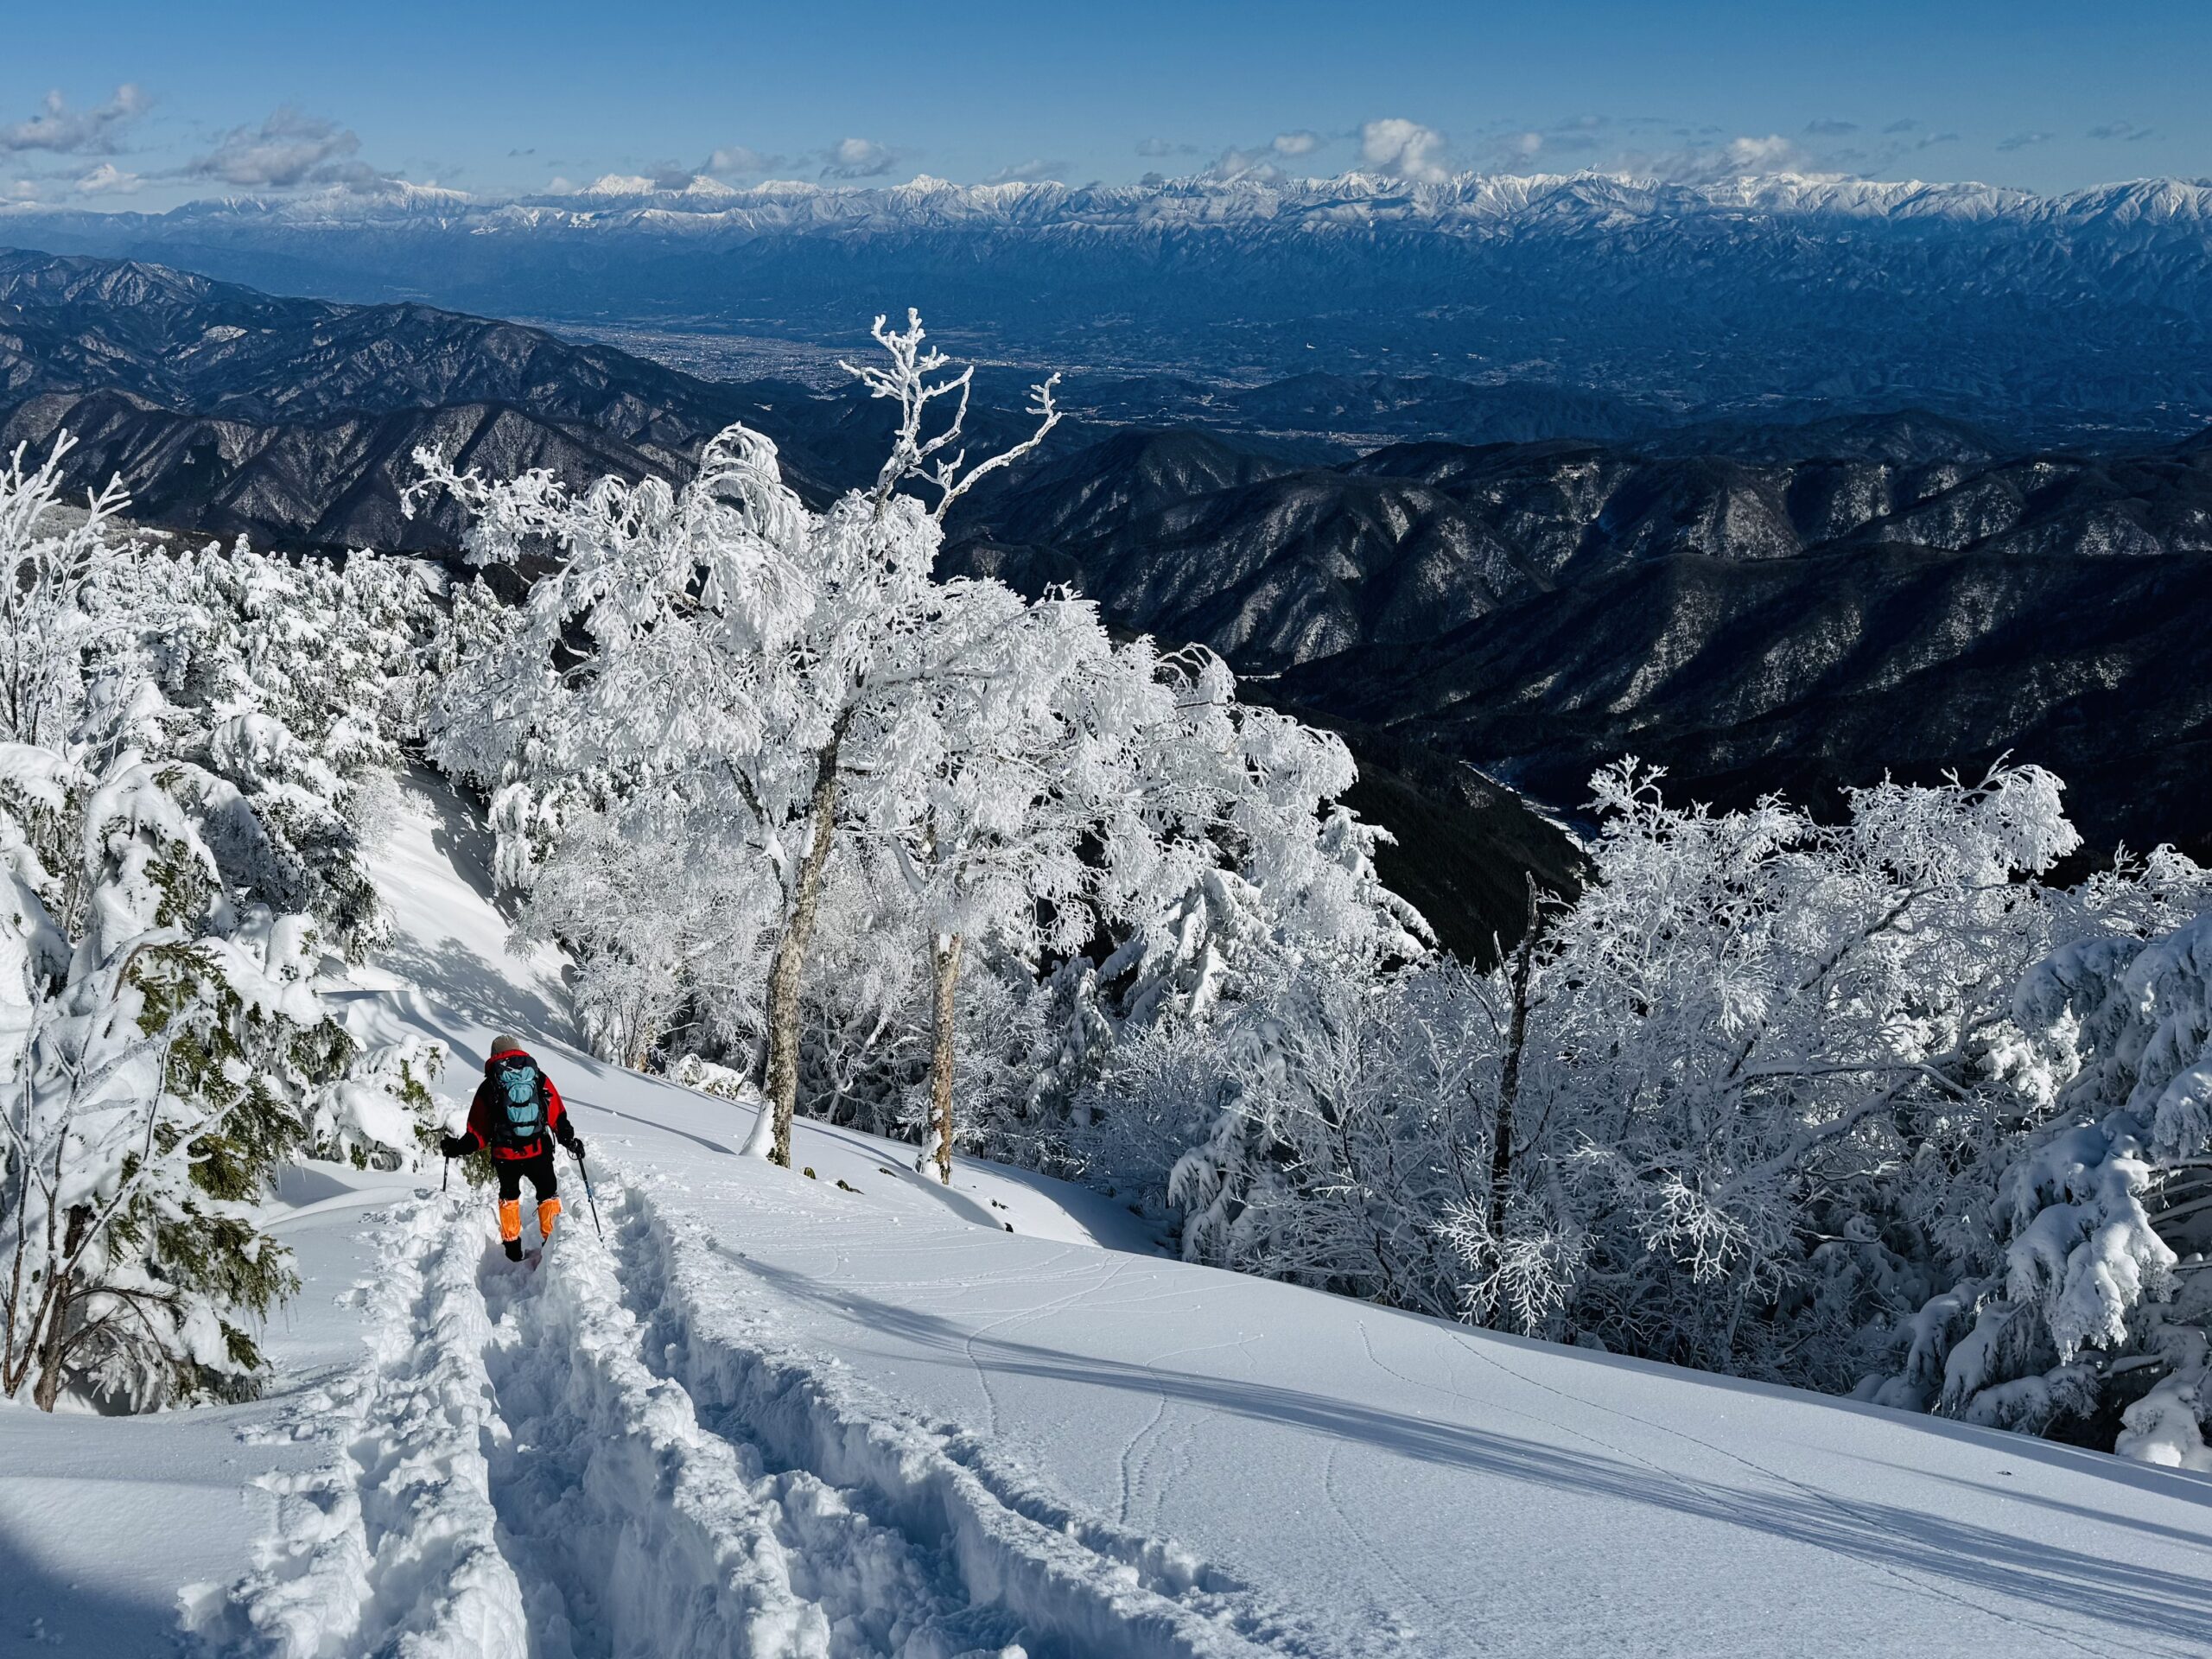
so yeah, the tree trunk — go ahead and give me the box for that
[760,719,849,1166]
[1484,880,1541,1319]
[31,1207,88,1412]
[31,1300,67,1411]
[627,1003,660,1074]
[928,931,964,1184]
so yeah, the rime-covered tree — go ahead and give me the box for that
[993,642,1429,1202]
[878,594,1159,1182]
[1444,760,2124,1380]
[1084,750,2207,1425]
[415,312,1064,1166]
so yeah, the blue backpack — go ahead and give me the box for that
[492,1055,548,1148]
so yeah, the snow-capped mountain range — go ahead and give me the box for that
[22,167,2212,232]
[11,169,2212,440]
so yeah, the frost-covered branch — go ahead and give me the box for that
[844,309,1062,520]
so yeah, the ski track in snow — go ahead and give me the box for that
[957,1253,1127,1444]
[1112,1334,1261,1534]
[202,1169,1321,1659]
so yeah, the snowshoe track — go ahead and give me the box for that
[200,1198,527,1658]
[478,1187,1015,1658]
[611,1179,1312,1658]
[212,1173,1294,1658]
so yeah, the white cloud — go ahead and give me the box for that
[1996,130,2052,153]
[819,137,899,179]
[187,108,371,189]
[73,161,141,195]
[983,157,1067,185]
[1135,137,1197,159]
[705,146,773,176]
[1202,144,1279,182]
[0,85,149,155]
[1194,128,1334,182]
[1616,131,1837,184]
[1465,115,1609,172]
[1723,134,1799,170]
[1358,118,1451,183]
[3,179,38,202]
[2088,119,2158,143]
[705,144,783,176]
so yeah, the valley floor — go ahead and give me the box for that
[3,774,2210,1657]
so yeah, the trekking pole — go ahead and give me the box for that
[572,1147,604,1239]
[442,1155,449,1195]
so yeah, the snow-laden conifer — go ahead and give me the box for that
[1886,887,2212,1456]
[0,435,429,1410]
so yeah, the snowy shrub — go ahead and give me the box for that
[674,1052,760,1104]
[133,537,440,962]
[323,1030,448,1171]
[0,740,378,1409]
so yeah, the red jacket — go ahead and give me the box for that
[461,1049,574,1161]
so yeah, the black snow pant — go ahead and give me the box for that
[494,1147,560,1203]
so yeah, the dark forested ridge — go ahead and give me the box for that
[950,423,2212,862]
[0,248,796,548]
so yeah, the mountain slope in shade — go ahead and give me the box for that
[951,422,2212,861]
[0,389,689,553]
[0,247,874,531]
[0,247,749,439]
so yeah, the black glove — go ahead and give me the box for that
[563,1134,586,1160]
[438,1134,473,1159]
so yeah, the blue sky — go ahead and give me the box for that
[3,0,2204,208]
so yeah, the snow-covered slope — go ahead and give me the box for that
[6,769,2212,1657]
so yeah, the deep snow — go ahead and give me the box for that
[5,769,2212,1656]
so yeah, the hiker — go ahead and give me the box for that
[441,1034,586,1261]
